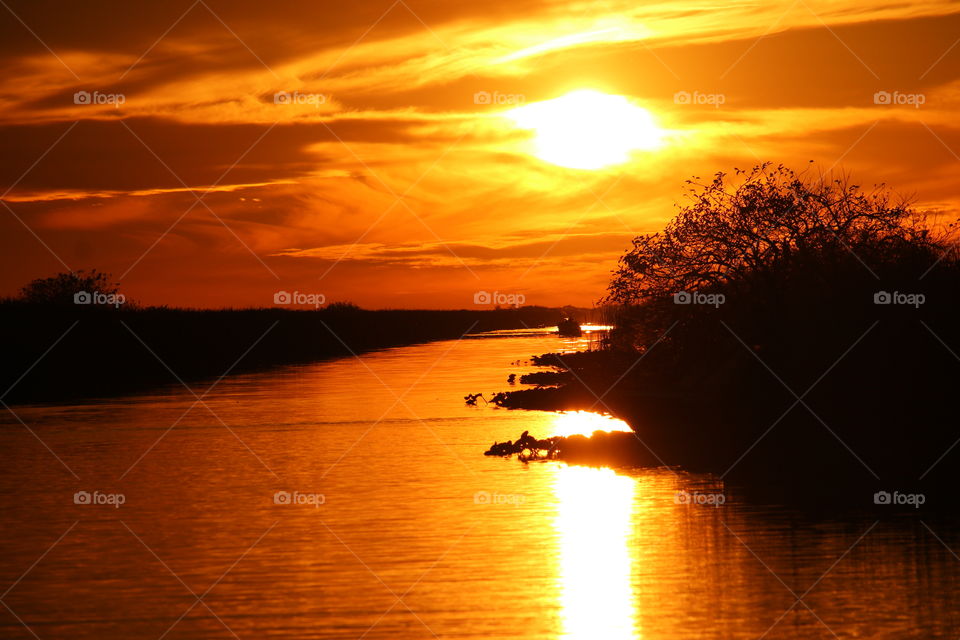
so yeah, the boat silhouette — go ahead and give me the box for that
[557,317,582,337]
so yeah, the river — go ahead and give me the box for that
[1,325,958,638]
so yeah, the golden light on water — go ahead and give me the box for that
[551,411,637,638]
[508,90,664,170]
[554,465,637,639]
[550,410,633,437]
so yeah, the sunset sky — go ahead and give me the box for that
[2,0,959,308]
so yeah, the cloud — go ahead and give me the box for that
[3,0,960,306]
[272,231,632,267]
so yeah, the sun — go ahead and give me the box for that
[507,89,664,170]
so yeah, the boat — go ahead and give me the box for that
[557,317,582,337]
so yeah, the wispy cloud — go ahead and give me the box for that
[2,0,960,306]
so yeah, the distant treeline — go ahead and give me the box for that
[0,303,574,405]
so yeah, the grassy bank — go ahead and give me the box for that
[0,304,569,405]
[489,164,960,504]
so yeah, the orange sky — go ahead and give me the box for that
[2,0,960,308]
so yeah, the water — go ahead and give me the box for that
[1,326,958,639]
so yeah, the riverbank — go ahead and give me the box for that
[0,304,574,405]
[485,429,661,468]
[489,332,960,505]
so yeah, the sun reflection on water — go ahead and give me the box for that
[550,410,632,437]
[554,465,637,639]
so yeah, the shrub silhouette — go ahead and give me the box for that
[16,269,123,306]
[593,163,960,489]
[609,164,936,301]
[606,163,951,351]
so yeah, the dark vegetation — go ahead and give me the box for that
[485,429,654,467]
[492,164,960,501]
[517,370,572,386]
[1,273,572,404]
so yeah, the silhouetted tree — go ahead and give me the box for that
[607,163,939,305]
[17,270,121,306]
[604,163,953,351]
[579,163,960,487]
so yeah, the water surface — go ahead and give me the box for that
[1,326,958,639]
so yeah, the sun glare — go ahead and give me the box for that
[554,465,636,639]
[550,410,633,437]
[507,90,664,170]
